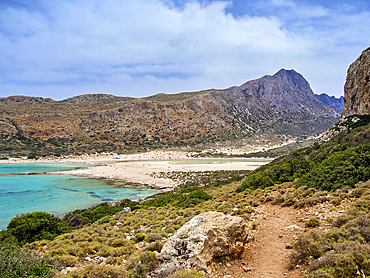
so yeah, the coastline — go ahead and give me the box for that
[62,159,269,191]
[1,150,271,191]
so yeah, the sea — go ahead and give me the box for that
[0,163,157,230]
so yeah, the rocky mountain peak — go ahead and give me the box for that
[238,68,332,114]
[342,47,370,118]
[274,69,314,97]
[273,68,312,92]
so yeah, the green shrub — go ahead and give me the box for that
[168,269,209,277]
[65,264,124,278]
[236,171,274,192]
[126,251,158,278]
[251,221,258,229]
[305,218,320,228]
[330,197,342,206]
[282,197,296,207]
[145,240,164,252]
[135,233,146,242]
[6,211,70,245]
[0,241,55,278]
[297,144,370,191]
[146,233,162,243]
[110,238,127,247]
[304,269,333,278]
[142,187,212,208]
[56,254,78,267]
[64,199,138,225]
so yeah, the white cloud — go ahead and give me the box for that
[0,0,369,99]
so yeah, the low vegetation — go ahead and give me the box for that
[290,181,370,278]
[237,116,370,193]
[0,241,57,278]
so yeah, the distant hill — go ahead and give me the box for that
[315,93,344,114]
[0,69,340,157]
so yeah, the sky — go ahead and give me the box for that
[0,0,369,100]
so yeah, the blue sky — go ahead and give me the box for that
[0,0,369,100]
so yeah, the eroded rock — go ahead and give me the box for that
[158,211,248,275]
[342,47,370,118]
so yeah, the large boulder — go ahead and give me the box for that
[158,211,248,275]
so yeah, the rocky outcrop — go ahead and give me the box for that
[342,47,370,118]
[315,93,344,114]
[157,212,248,276]
[0,117,17,137]
[0,96,54,103]
[61,94,119,104]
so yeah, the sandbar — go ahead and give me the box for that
[63,158,270,191]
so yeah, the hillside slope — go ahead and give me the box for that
[0,69,339,158]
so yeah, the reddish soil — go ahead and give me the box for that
[208,203,306,278]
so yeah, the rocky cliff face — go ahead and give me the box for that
[316,93,344,114]
[342,47,370,118]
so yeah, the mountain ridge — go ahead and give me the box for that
[0,69,340,157]
[315,93,344,114]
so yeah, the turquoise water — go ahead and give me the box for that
[0,164,157,230]
[0,163,92,175]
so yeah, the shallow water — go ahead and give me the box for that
[0,162,91,175]
[0,163,157,230]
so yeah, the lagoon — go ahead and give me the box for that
[0,163,157,230]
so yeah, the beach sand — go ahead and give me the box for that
[2,150,270,191]
[64,158,270,191]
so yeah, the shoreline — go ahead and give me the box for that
[0,153,270,229]
[0,151,271,191]
[63,159,270,191]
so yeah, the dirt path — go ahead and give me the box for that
[208,203,306,278]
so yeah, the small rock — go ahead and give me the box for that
[84,257,92,261]
[242,266,252,272]
[284,225,303,232]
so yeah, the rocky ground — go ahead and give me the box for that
[206,199,353,278]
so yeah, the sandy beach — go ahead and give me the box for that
[1,150,271,191]
[63,158,270,191]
